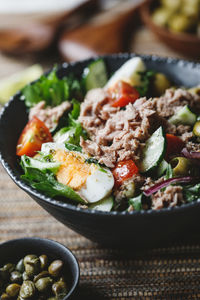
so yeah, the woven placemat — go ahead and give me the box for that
[1,164,200,300]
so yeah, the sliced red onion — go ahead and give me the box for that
[143,176,194,197]
[181,148,200,159]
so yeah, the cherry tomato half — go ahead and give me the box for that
[165,134,185,161]
[16,117,53,157]
[108,80,140,107]
[112,159,139,186]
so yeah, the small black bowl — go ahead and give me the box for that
[1,54,200,249]
[0,237,79,299]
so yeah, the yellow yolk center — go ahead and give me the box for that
[53,150,91,190]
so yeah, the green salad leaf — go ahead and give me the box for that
[183,183,200,203]
[21,155,85,204]
[21,69,83,108]
[128,194,143,211]
[136,70,156,97]
[53,99,87,146]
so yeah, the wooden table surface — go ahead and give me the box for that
[1,21,200,299]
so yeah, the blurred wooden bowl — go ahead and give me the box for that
[140,0,200,58]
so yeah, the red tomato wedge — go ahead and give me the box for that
[16,117,53,157]
[108,80,140,107]
[112,160,139,186]
[165,134,185,161]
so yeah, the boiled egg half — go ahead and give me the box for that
[41,142,114,203]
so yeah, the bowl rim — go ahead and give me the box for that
[140,0,200,43]
[0,236,80,299]
[1,52,200,218]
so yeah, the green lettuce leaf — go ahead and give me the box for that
[21,155,85,204]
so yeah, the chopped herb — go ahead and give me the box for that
[65,143,82,152]
[85,158,99,164]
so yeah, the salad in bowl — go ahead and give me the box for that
[15,56,200,213]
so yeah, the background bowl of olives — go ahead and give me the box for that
[0,237,79,300]
[140,0,200,57]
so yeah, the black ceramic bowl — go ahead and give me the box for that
[1,54,200,249]
[0,237,79,299]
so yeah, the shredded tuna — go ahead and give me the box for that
[79,89,159,168]
[153,88,200,118]
[29,100,71,131]
[152,185,184,210]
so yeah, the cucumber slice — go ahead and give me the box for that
[21,155,60,174]
[105,57,146,89]
[139,127,166,173]
[0,64,43,104]
[89,196,113,212]
[169,105,196,126]
[128,194,143,211]
[83,59,108,91]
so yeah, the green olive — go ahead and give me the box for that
[6,283,21,297]
[170,157,192,176]
[16,259,25,273]
[47,298,57,300]
[52,279,68,298]
[153,73,171,96]
[10,271,22,284]
[35,277,53,293]
[39,255,48,270]
[182,0,199,18]
[152,8,172,27]
[193,121,200,137]
[188,86,200,96]
[33,271,49,283]
[168,14,195,33]
[161,0,181,12]
[19,280,36,298]
[48,260,63,278]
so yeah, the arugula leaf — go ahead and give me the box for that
[128,194,143,211]
[135,70,156,97]
[183,183,200,203]
[21,69,84,108]
[65,143,82,152]
[21,155,85,204]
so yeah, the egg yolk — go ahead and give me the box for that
[53,150,91,190]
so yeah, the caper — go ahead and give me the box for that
[24,255,40,277]
[48,260,63,277]
[0,268,9,281]
[6,283,21,297]
[52,279,68,297]
[33,271,49,283]
[16,259,25,273]
[39,255,48,270]
[3,264,15,273]
[22,271,30,281]
[1,293,12,299]
[35,276,53,293]
[10,271,22,284]
[19,280,36,298]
